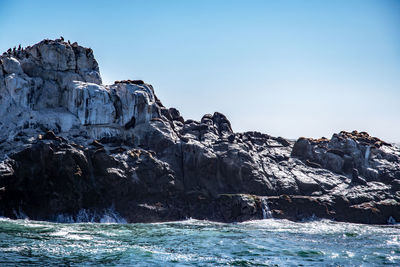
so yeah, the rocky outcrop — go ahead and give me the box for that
[0,39,399,224]
[291,131,400,186]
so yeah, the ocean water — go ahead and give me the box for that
[0,218,399,266]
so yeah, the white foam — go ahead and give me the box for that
[99,209,127,224]
[55,208,126,224]
[261,199,273,219]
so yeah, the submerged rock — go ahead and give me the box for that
[0,39,399,224]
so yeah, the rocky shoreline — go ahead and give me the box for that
[0,39,399,224]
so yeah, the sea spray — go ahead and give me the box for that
[12,207,28,220]
[365,146,371,166]
[261,198,273,219]
[55,208,126,223]
[100,209,127,224]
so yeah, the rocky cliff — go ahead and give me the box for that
[0,39,399,224]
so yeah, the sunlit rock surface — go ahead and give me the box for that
[0,39,399,224]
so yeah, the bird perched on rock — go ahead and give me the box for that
[60,36,64,41]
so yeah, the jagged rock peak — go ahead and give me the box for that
[0,38,164,142]
[0,38,239,145]
[1,38,101,84]
[295,130,391,149]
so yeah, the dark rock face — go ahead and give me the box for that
[0,40,399,224]
[291,131,400,184]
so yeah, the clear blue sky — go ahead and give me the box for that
[1,0,399,142]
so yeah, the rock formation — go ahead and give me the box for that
[0,39,399,224]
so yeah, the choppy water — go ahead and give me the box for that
[0,218,399,266]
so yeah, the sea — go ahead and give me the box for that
[0,217,399,266]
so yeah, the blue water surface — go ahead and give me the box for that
[0,218,399,266]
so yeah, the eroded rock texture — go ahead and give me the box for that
[0,39,399,224]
